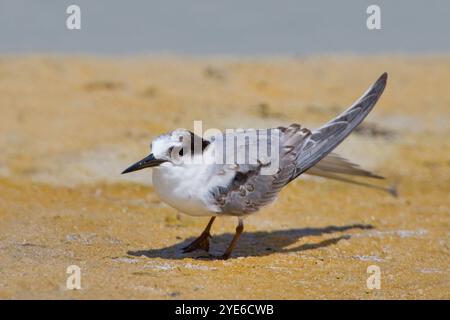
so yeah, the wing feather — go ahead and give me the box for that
[210,125,311,215]
[292,72,387,179]
[208,73,388,214]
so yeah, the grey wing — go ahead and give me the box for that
[291,72,387,180]
[209,125,311,215]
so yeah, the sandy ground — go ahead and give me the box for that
[0,55,448,299]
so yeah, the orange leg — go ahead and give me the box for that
[182,216,216,253]
[220,218,244,260]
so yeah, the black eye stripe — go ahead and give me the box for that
[168,146,184,157]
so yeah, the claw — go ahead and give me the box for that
[218,253,231,260]
[182,232,211,253]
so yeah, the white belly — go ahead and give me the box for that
[152,163,220,216]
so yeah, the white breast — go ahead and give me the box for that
[152,162,223,216]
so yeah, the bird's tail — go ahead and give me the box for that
[306,152,398,197]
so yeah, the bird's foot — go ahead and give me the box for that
[207,252,231,260]
[218,252,231,260]
[182,232,211,253]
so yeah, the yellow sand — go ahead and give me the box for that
[0,56,448,299]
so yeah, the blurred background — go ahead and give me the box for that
[0,1,448,299]
[0,0,449,55]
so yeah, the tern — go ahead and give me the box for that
[122,73,389,259]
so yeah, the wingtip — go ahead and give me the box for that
[371,173,385,180]
[371,72,388,93]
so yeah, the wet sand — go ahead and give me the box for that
[0,56,449,299]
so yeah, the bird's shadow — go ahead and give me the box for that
[127,224,374,260]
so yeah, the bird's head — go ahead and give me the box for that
[121,129,208,174]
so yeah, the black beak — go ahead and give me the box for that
[121,154,166,174]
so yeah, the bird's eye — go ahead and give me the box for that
[168,146,184,158]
